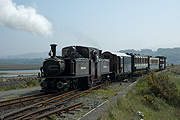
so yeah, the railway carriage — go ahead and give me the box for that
[102,51,132,81]
[132,55,149,71]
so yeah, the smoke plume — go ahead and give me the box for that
[0,0,52,36]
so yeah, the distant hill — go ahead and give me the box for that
[0,47,179,65]
[120,47,180,64]
[0,52,47,65]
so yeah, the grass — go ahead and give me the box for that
[169,75,180,91]
[99,66,180,120]
[0,73,8,75]
[90,83,125,101]
[168,65,180,75]
[92,88,118,101]
[0,80,40,91]
[101,91,180,120]
[48,115,58,120]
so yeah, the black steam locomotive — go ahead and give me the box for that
[39,44,166,92]
[40,44,110,92]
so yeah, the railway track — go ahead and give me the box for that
[0,84,102,120]
[0,93,56,108]
[35,103,84,120]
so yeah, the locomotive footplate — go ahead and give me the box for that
[41,75,90,79]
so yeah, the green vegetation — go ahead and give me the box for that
[0,80,40,91]
[91,83,125,101]
[100,67,180,120]
[168,65,180,75]
[48,115,58,120]
[26,79,40,87]
[0,73,8,75]
[92,88,118,101]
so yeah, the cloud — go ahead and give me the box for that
[0,0,53,37]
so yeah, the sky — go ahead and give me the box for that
[0,0,180,57]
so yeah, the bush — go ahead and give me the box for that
[26,80,39,87]
[144,72,180,107]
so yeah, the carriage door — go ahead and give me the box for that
[91,50,98,79]
[95,62,98,78]
[95,53,99,79]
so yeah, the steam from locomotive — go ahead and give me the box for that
[0,0,52,36]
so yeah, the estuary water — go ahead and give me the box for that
[0,69,40,73]
[0,69,40,78]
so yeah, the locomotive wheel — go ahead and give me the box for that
[56,80,70,92]
[72,79,78,89]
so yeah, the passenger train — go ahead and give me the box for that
[39,44,166,92]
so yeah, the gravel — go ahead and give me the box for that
[0,78,139,120]
[49,80,136,120]
[0,76,39,88]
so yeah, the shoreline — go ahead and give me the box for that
[0,72,39,75]
[0,65,40,71]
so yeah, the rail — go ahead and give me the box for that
[1,84,102,120]
[0,93,55,108]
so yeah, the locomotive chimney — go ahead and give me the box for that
[50,44,57,58]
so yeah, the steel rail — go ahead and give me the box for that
[0,93,56,108]
[16,92,86,120]
[15,84,102,120]
[1,84,102,120]
[1,90,77,120]
[0,93,44,104]
[35,103,84,120]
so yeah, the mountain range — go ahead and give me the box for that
[120,47,180,65]
[0,47,179,65]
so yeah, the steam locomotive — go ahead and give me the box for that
[39,44,166,92]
